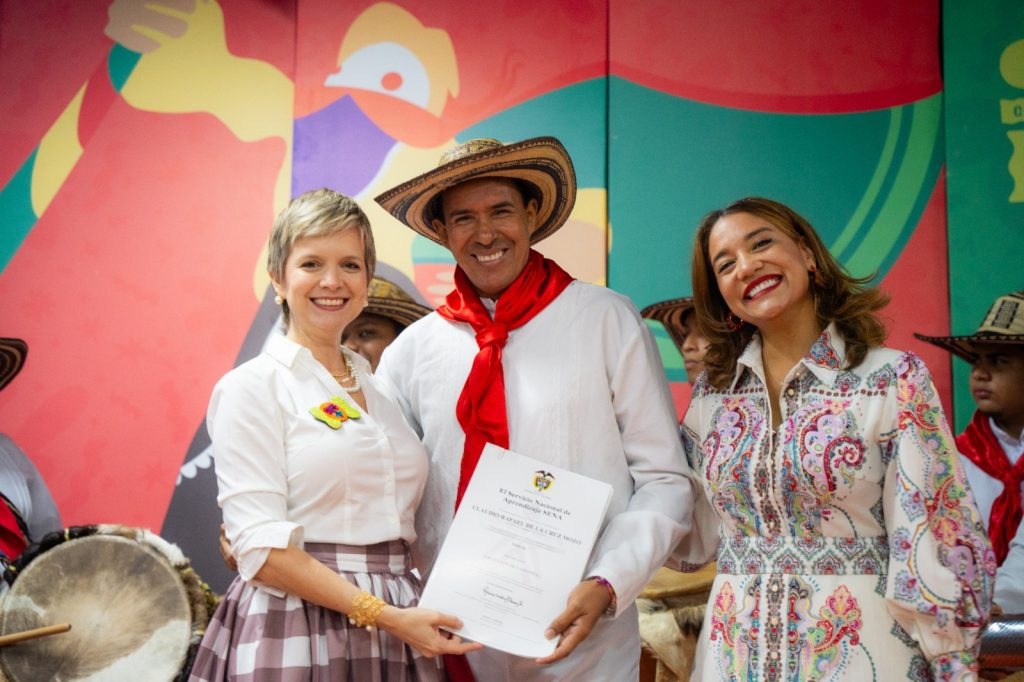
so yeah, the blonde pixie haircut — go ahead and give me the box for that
[267,188,376,326]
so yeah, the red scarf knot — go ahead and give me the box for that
[476,323,508,348]
[956,410,1024,566]
[437,249,574,510]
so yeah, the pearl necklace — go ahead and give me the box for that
[330,355,362,392]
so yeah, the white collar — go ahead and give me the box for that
[989,416,1024,462]
[731,321,847,391]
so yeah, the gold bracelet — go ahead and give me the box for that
[348,590,386,630]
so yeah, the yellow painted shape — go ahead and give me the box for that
[111,0,290,301]
[31,85,86,216]
[1000,39,1024,89]
[1008,130,1024,203]
[120,0,292,144]
[339,2,459,114]
[1001,98,1024,125]
[537,187,608,286]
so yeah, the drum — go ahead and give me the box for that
[637,563,717,682]
[0,525,217,681]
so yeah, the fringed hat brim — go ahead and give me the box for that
[365,297,433,329]
[913,332,1024,363]
[640,297,696,351]
[374,137,576,246]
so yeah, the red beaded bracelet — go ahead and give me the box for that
[588,576,617,614]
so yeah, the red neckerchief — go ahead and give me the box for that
[0,492,28,561]
[956,410,1024,565]
[443,654,477,682]
[437,249,573,510]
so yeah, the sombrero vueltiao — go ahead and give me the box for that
[374,136,576,246]
[640,297,696,351]
[0,338,27,391]
[365,277,433,328]
[914,291,1024,362]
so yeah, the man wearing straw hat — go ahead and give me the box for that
[637,298,714,681]
[375,137,693,679]
[915,291,1024,614]
[640,296,711,390]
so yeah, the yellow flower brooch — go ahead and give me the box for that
[310,396,361,429]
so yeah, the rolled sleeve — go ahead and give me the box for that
[208,366,299,587]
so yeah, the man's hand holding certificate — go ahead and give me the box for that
[418,444,613,658]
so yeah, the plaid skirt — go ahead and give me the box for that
[188,540,445,682]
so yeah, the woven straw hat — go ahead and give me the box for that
[640,297,697,351]
[365,278,432,328]
[914,291,1024,361]
[374,136,576,246]
[0,338,27,391]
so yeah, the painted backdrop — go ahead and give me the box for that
[1,0,964,590]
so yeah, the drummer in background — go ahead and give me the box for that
[189,188,479,681]
[641,296,711,467]
[341,277,433,371]
[0,338,63,568]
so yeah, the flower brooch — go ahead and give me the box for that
[310,396,361,429]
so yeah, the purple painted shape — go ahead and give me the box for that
[292,95,396,197]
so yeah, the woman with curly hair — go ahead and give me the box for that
[678,197,995,680]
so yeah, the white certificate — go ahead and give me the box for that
[418,443,613,658]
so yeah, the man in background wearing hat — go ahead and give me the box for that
[375,137,693,680]
[916,291,1024,614]
[641,297,711,391]
[637,298,714,681]
[0,339,63,568]
[341,277,434,371]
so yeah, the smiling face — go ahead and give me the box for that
[432,177,539,298]
[708,211,817,333]
[272,229,369,347]
[341,312,402,371]
[969,342,1024,437]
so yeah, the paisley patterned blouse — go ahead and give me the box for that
[681,324,995,681]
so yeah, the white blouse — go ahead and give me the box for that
[208,334,429,588]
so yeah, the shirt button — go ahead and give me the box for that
[786,387,795,397]
[771,584,779,592]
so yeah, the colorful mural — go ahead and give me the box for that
[943,0,1024,429]
[0,0,963,590]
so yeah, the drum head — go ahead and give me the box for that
[0,534,192,681]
